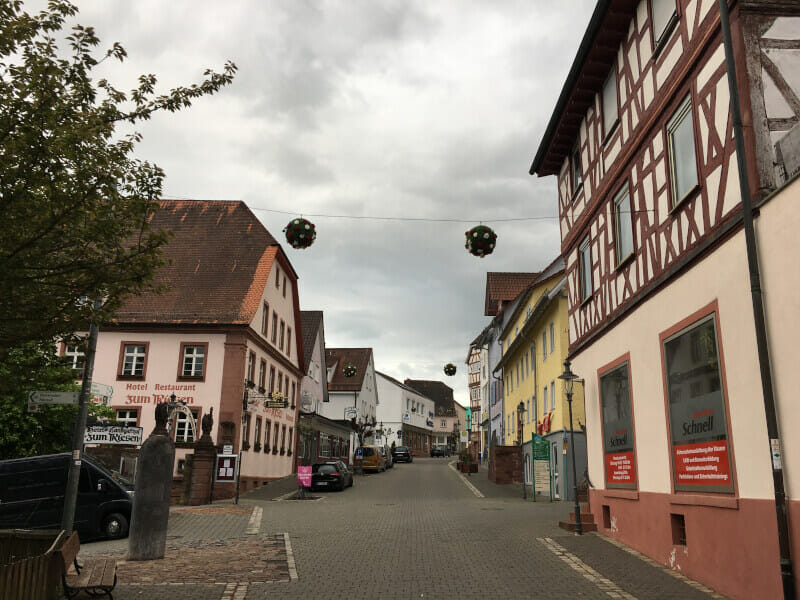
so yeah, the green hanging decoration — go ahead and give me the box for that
[444,363,457,376]
[284,218,317,249]
[343,363,357,378]
[465,224,497,257]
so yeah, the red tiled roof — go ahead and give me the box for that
[484,272,540,316]
[114,200,284,325]
[403,379,456,416]
[326,348,373,392]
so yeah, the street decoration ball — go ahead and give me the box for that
[444,363,457,376]
[283,218,317,249]
[465,225,497,257]
[343,364,357,378]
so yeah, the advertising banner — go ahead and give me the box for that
[600,364,637,489]
[84,425,143,445]
[297,466,312,488]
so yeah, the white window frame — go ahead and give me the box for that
[542,331,547,360]
[64,344,85,372]
[116,409,138,427]
[571,145,583,196]
[551,381,556,412]
[122,344,146,376]
[579,236,592,302]
[175,409,199,443]
[549,322,555,354]
[614,185,634,263]
[667,95,699,208]
[602,67,619,138]
[182,345,205,377]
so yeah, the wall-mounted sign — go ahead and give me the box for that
[90,382,114,405]
[402,412,410,423]
[215,454,238,482]
[84,425,143,446]
[265,399,288,409]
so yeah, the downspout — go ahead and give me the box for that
[718,2,794,597]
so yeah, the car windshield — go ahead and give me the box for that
[361,448,374,457]
[317,465,337,475]
[396,447,408,452]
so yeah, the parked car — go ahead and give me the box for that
[380,445,393,469]
[311,461,353,491]
[392,445,412,463]
[358,445,386,472]
[0,453,134,540]
[431,445,450,457]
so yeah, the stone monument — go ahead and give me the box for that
[128,402,176,560]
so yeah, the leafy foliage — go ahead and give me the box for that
[0,0,237,346]
[0,342,114,459]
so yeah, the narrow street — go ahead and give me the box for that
[84,459,726,600]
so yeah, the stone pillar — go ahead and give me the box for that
[180,454,194,505]
[128,402,176,561]
[189,408,216,506]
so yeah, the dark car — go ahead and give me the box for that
[311,461,353,491]
[430,445,449,457]
[392,446,412,463]
[0,453,133,540]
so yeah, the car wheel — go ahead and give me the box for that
[102,512,129,539]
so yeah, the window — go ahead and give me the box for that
[288,427,293,454]
[542,331,547,360]
[63,344,85,373]
[284,375,290,398]
[526,400,531,423]
[261,302,269,335]
[600,362,636,488]
[579,236,592,301]
[116,409,138,427]
[602,67,619,138]
[247,351,256,383]
[551,381,556,412]
[265,420,271,447]
[286,328,292,356]
[516,364,520,387]
[441,420,447,428]
[271,313,278,344]
[273,423,279,450]
[180,344,206,378]
[280,425,287,453]
[571,145,582,195]
[269,366,276,393]
[524,352,529,377]
[543,386,549,414]
[470,362,480,373]
[549,322,555,354]
[290,381,296,408]
[320,434,331,457]
[279,320,285,351]
[176,409,199,443]
[259,360,266,390]
[275,266,280,288]
[530,344,535,373]
[282,275,287,297]
[255,417,262,450]
[663,315,733,493]
[120,343,147,377]
[651,0,677,46]
[667,96,698,207]
[614,185,634,262]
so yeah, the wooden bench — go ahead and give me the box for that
[56,531,117,600]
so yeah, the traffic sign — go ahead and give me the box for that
[28,391,79,405]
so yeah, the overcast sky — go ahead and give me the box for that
[61,1,595,406]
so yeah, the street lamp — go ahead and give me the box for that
[517,401,526,500]
[559,360,582,535]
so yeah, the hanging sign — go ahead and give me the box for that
[84,425,143,445]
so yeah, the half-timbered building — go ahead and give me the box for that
[530,1,800,598]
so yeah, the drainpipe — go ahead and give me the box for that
[717,2,794,597]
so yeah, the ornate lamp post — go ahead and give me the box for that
[517,400,526,500]
[559,360,582,534]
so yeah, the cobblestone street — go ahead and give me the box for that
[82,458,727,600]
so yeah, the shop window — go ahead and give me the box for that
[663,315,733,493]
[600,362,637,489]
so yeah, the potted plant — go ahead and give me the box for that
[242,440,250,451]
[254,442,262,452]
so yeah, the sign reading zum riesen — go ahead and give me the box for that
[84,425,143,446]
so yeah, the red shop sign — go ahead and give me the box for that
[673,440,731,487]
[605,451,635,485]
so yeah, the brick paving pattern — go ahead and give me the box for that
[80,458,727,600]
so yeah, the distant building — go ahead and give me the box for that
[404,380,463,453]
[73,200,304,493]
[375,372,433,455]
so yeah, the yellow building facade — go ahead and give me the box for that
[495,259,586,499]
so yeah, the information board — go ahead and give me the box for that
[532,435,552,501]
[297,466,312,488]
[215,454,238,482]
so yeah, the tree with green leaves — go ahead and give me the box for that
[0,341,115,459]
[0,0,237,347]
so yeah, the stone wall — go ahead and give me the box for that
[489,445,522,484]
